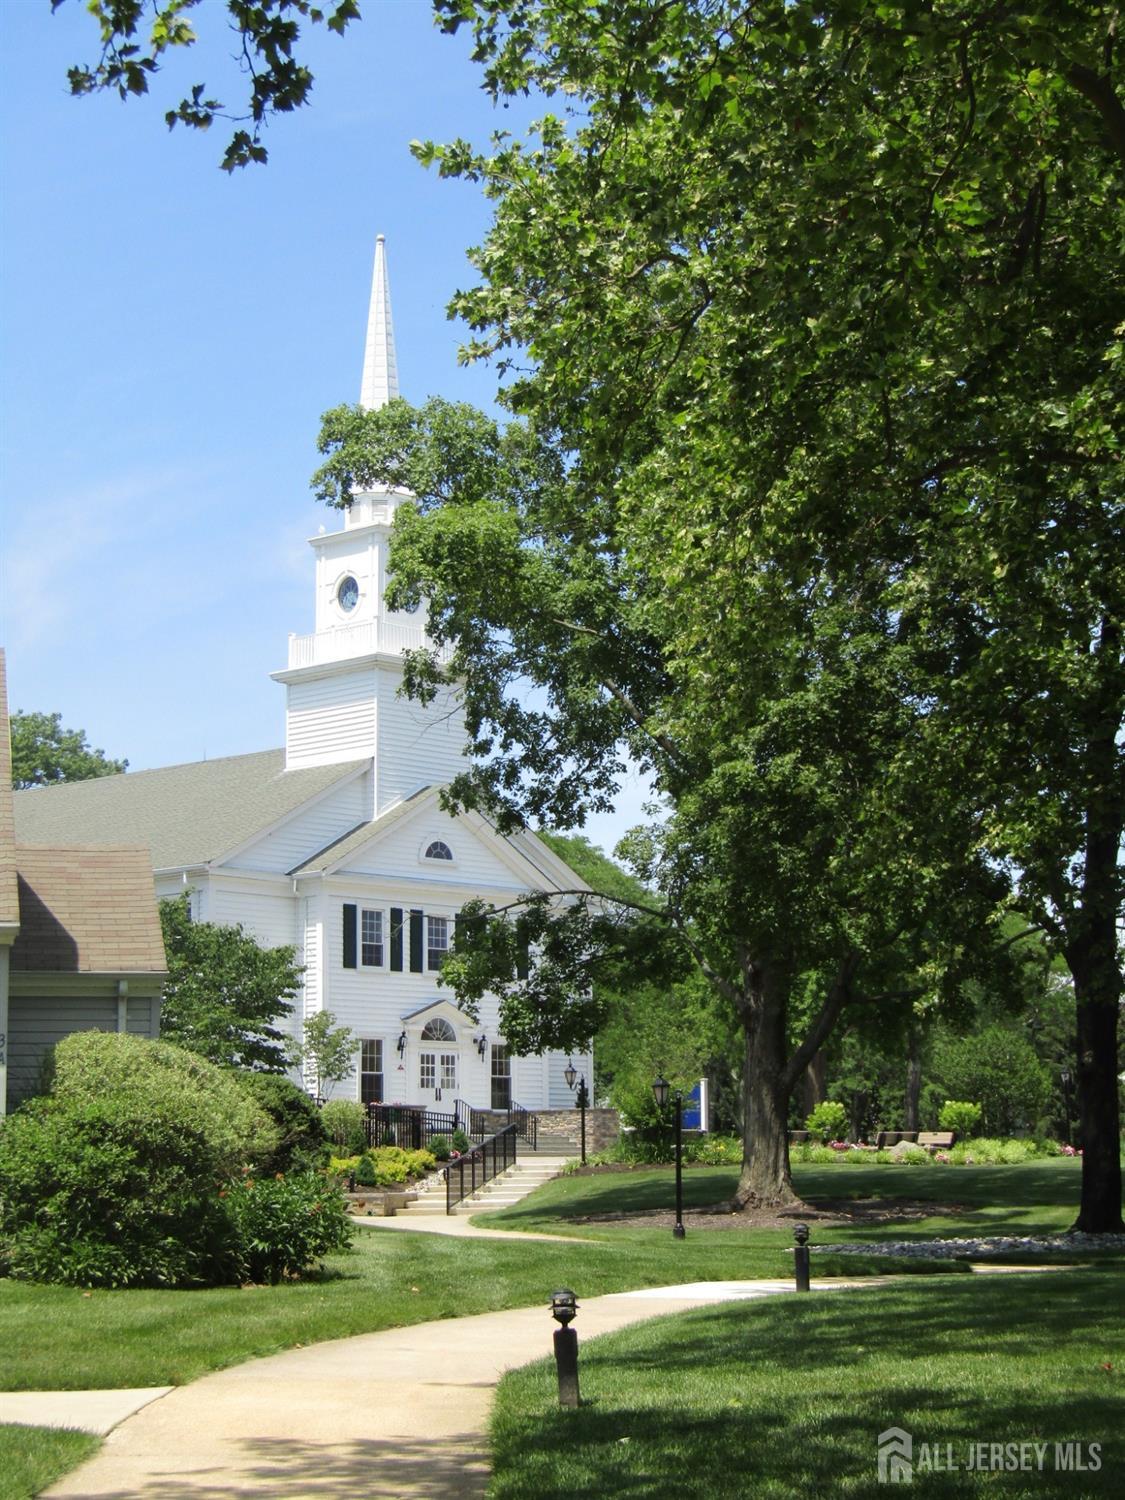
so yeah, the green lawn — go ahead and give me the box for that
[489,1270,1124,1498]
[2,1159,1112,1394]
[0,1426,99,1500]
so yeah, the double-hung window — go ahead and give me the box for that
[426,915,449,971]
[360,1039,384,1103]
[361,909,384,967]
[491,1044,512,1110]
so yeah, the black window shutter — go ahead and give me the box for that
[342,904,357,969]
[409,909,424,973]
[390,907,404,972]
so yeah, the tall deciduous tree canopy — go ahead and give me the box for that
[317,0,1123,1228]
[10,710,128,788]
[52,0,360,169]
[158,895,300,1072]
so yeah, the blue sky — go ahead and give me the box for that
[0,0,651,854]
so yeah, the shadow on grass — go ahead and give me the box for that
[493,1389,1121,1498]
[491,1271,1122,1498]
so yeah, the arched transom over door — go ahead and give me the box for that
[418,1017,458,1104]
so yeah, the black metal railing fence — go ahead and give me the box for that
[445,1124,518,1212]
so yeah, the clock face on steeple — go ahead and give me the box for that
[337,575,360,613]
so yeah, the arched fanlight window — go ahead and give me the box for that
[425,840,454,861]
[420,1017,456,1042]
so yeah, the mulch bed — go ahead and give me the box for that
[571,1198,962,1232]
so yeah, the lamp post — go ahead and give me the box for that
[575,1076,589,1165]
[652,1075,686,1240]
[564,1060,589,1164]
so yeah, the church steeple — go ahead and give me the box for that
[359,234,399,411]
[273,234,465,797]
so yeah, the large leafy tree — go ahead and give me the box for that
[313,395,1011,1208]
[10,710,127,788]
[50,0,360,169]
[318,0,1122,1227]
[431,0,1123,1228]
[158,895,300,1072]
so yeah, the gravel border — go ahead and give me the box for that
[812,1232,1125,1258]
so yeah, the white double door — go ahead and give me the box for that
[418,1047,458,1106]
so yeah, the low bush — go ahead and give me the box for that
[367,1146,436,1185]
[355,1154,378,1187]
[45,1031,278,1173]
[938,1100,982,1138]
[0,1095,242,1288]
[320,1099,367,1153]
[805,1101,848,1144]
[235,1072,327,1172]
[224,1172,352,1284]
[429,1135,451,1161]
[451,1127,471,1154]
[947,1136,1061,1165]
[327,1154,361,1178]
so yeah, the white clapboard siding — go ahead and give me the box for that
[287,668,377,769]
[234,774,370,873]
[341,811,527,891]
[375,668,466,810]
[210,886,299,949]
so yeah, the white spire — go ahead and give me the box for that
[359,233,400,410]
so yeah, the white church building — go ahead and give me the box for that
[13,236,592,1116]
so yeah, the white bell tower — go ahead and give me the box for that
[272,236,465,810]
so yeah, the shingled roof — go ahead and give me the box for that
[13,749,369,871]
[11,846,167,975]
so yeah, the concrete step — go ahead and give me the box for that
[397,1154,571,1218]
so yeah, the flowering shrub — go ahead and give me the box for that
[225,1171,351,1284]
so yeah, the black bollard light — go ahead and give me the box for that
[550,1288,581,1408]
[793,1223,811,1292]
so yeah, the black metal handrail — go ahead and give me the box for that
[445,1124,518,1213]
[508,1103,538,1151]
[364,1103,459,1150]
[453,1099,488,1143]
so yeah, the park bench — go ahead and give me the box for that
[874,1131,919,1148]
[789,1130,811,1144]
[916,1131,956,1151]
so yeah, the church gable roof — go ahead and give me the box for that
[292,786,589,896]
[13,748,368,872]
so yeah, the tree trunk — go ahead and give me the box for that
[732,971,801,1209]
[1066,669,1123,1235]
[904,1029,922,1132]
[801,1049,827,1119]
[1069,943,1123,1233]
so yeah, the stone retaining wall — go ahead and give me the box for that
[535,1108,621,1153]
[472,1107,621,1153]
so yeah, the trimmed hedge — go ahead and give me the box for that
[0,1033,350,1288]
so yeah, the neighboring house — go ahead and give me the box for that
[13,238,592,1114]
[0,649,166,1114]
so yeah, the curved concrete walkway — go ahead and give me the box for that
[24,1274,867,1499]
